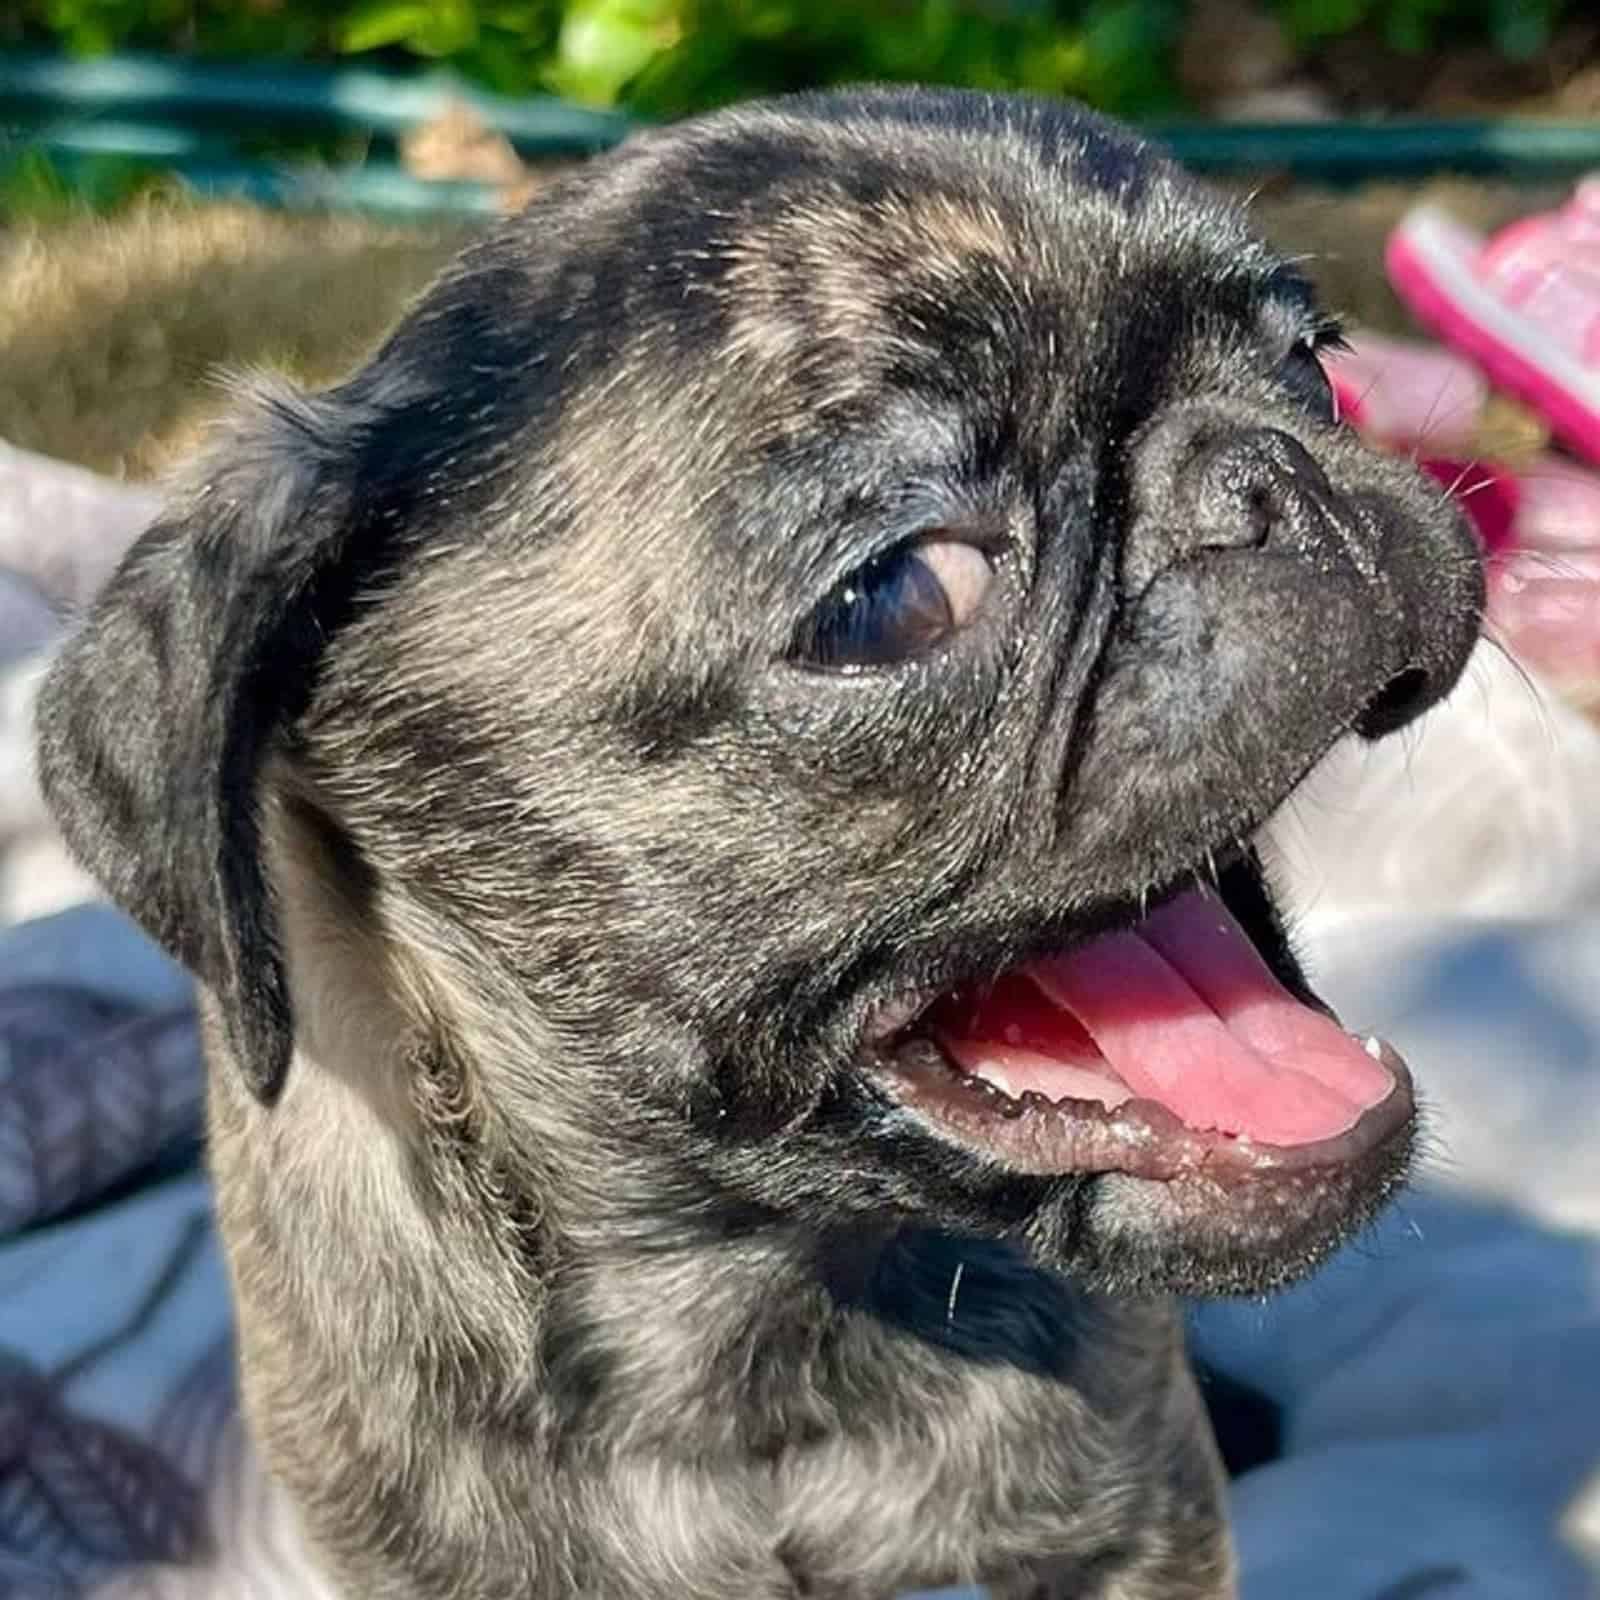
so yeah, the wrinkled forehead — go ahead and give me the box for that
[550,103,1291,467]
[398,97,1305,649]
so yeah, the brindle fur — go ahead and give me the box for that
[35,89,1481,1598]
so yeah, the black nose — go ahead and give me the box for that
[1124,408,1486,745]
[1126,421,1344,599]
[1190,427,1334,551]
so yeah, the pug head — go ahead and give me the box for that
[37,87,1482,1300]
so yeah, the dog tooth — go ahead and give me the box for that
[973,1064,1014,1098]
[1362,1034,1383,1060]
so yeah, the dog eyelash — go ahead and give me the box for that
[1276,327,1342,424]
[1305,318,1349,356]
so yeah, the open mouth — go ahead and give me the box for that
[864,859,1410,1182]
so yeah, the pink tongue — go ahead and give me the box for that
[1026,889,1393,1146]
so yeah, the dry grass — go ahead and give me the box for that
[0,199,467,479]
[1247,178,1568,335]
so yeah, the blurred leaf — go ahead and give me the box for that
[1271,0,1372,45]
[337,0,481,54]
[549,0,682,103]
[338,0,438,51]
[0,147,78,221]
[0,146,158,221]
[1490,0,1555,60]
[413,0,482,56]
[7,0,1594,133]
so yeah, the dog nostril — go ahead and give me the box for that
[1244,483,1276,542]
[1127,420,1334,599]
[1356,667,1431,739]
[1190,428,1325,554]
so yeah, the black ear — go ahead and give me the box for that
[35,377,393,1104]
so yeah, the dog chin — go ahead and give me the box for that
[846,846,1416,1297]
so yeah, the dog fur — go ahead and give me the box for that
[35,88,1482,1598]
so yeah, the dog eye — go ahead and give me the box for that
[794,537,995,669]
[1278,336,1337,424]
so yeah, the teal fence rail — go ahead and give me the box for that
[5,52,1600,217]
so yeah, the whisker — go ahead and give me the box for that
[1436,460,1479,503]
[1474,631,1559,754]
[1449,473,1503,503]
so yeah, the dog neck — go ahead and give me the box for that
[223,811,1230,1597]
[549,1181,1112,1438]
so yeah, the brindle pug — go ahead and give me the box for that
[34,87,1482,1599]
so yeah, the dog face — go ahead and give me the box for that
[38,89,1480,1311]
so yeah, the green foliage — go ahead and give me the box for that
[0,146,82,220]
[25,0,335,59]
[0,144,166,223]
[1266,0,1568,59]
[7,0,1587,120]
[591,0,1190,120]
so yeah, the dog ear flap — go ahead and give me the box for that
[35,377,385,1104]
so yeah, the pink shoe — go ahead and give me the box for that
[1324,332,1600,560]
[1386,180,1600,466]
[1480,454,1600,687]
[1486,548,1600,690]
[1415,451,1600,562]
[1505,451,1600,552]
[1324,327,1600,689]
[1442,454,1600,688]
[1323,333,1489,455]
[1322,335,1520,556]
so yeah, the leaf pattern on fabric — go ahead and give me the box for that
[0,1548,78,1599]
[0,986,204,1233]
[85,1414,344,1600]
[26,1412,204,1564]
[0,1353,204,1578]
[0,988,130,1072]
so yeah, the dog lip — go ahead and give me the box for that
[866,1037,1413,1182]
[851,853,1409,1179]
[854,862,1252,1053]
